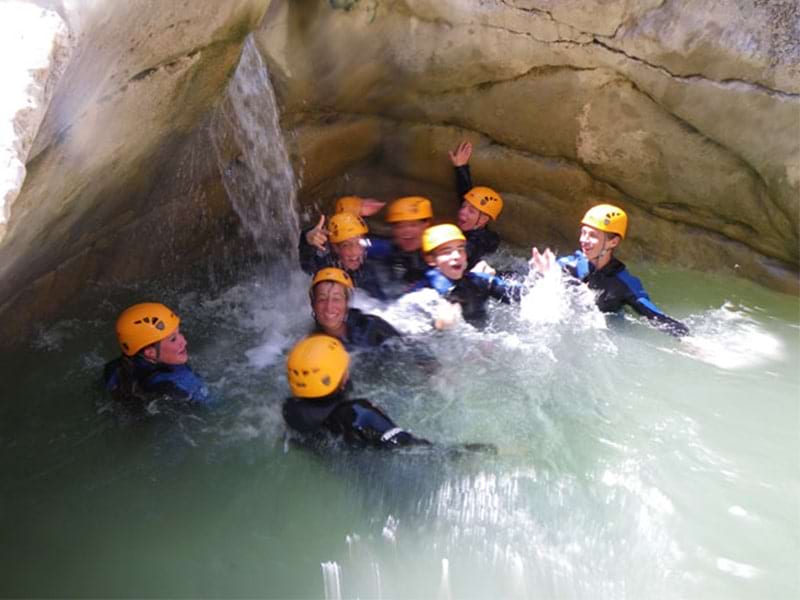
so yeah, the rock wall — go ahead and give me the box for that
[257,0,799,292]
[0,0,797,344]
[0,0,271,340]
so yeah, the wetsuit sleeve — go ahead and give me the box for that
[364,314,402,345]
[616,271,690,337]
[298,225,334,274]
[465,229,500,269]
[455,164,473,200]
[103,358,123,391]
[332,399,431,448]
[472,272,525,303]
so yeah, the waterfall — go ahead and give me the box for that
[210,35,299,269]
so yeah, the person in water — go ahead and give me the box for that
[366,196,433,298]
[309,267,402,348]
[530,203,690,337]
[282,335,431,449]
[299,209,387,300]
[412,224,525,329]
[448,140,503,269]
[103,302,211,412]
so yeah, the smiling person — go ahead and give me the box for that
[448,141,503,269]
[299,209,387,300]
[366,196,433,299]
[310,268,402,348]
[411,224,525,329]
[531,203,690,337]
[103,302,211,412]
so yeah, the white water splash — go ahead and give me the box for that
[438,558,452,600]
[668,302,783,370]
[321,561,343,600]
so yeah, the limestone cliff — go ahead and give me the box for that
[258,0,799,292]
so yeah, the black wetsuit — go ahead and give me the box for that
[282,389,430,449]
[415,267,524,327]
[558,251,689,337]
[366,238,429,300]
[314,308,401,350]
[314,308,439,371]
[298,225,387,300]
[455,164,501,269]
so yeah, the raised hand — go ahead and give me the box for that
[530,247,557,273]
[359,198,386,217]
[448,141,473,167]
[305,215,328,251]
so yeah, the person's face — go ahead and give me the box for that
[457,201,487,231]
[392,219,428,252]
[579,225,618,261]
[428,240,468,280]
[312,282,349,334]
[332,237,366,271]
[144,327,188,365]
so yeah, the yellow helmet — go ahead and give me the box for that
[327,211,368,244]
[385,196,433,223]
[287,335,350,398]
[464,186,503,220]
[422,224,466,254]
[335,195,362,214]
[311,267,354,289]
[581,203,628,239]
[116,302,180,356]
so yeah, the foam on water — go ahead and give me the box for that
[663,302,784,370]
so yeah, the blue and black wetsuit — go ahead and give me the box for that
[455,164,500,269]
[282,389,430,449]
[557,251,689,337]
[103,355,212,415]
[366,237,429,300]
[416,267,525,327]
[298,225,387,300]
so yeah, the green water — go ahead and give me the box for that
[1,264,798,599]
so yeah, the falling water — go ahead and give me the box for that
[209,35,299,268]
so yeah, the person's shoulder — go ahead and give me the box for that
[557,250,583,267]
[612,261,648,294]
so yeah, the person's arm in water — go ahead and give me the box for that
[449,141,474,201]
[330,398,431,448]
[145,365,214,405]
[470,271,526,303]
[615,271,690,337]
[298,215,332,274]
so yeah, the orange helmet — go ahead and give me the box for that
[385,196,433,223]
[335,195,362,214]
[327,211,368,244]
[311,267,354,289]
[581,204,628,239]
[464,186,503,220]
[116,302,180,356]
[287,335,350,398]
